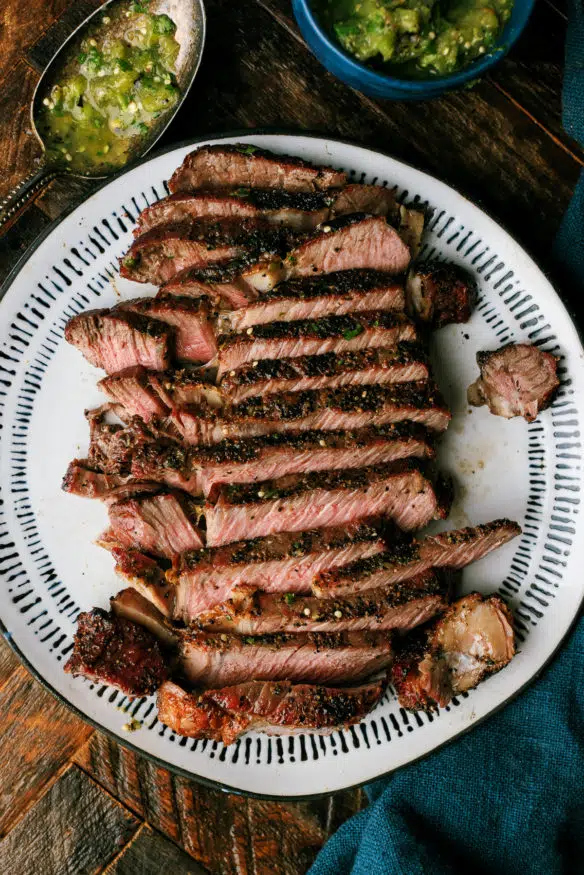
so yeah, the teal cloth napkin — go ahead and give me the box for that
[309,6,584,871]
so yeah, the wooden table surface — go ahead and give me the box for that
[0,1,581,872]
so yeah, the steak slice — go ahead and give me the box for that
[391,593,515,710]
[179,630,393,687]
[330,188,425,255]
[161,259,262,309]
[467,343,560,422]
[157,678,384,744]
[406,262,476,328]
[194,570,448,635]
[216,311,417,377]
[168,143,347,194]
[205,460,442,546]
[103,491,204,559]
[170,383,451,445]
[194,424,436,498]
[117,295,217,364]
[313,519,521,598]
[65,308,173,374]
[219,345,430,403]
[136,190,334,234]
[111,588,178,649]
[62,460,161,502]
[64,608,169,696]
[170,521,389,618]
[219,271,405,333]
[120,219,293,285]
[99,368,224,422]
[285,215,411,277]
[110,547,176,616]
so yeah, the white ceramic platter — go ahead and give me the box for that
[1,134,583,798]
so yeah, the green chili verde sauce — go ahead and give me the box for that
[37,2,180,173]
[317,0,513,77]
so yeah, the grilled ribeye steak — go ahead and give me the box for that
[391,593,515,710]
[64,608,169,696]
[406,262,476,328]
[111,588,178,649]
[171,382,451,445]
[62,460,161,502]
[99,368,223,423]
[219,271,405,333]
[117,295,217,364]
[103,491,204,559]
[219,345,430,402]
[161,259,263,309]
[179,630,393,687]
[120,219,294,285]
[157,678,384,744]
[216,311,418,377]
[170,521,389,618]
[193,424,436,497]
[467,343,560,422]
[110,547,176,616]
[194,570,448,635]
[285,215,411,277]
[204,460,443,546]
[313,519,521,598]
[65,308,174,374]
[168,143,347,194]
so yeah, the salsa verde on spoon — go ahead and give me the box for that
[37,1,181,173]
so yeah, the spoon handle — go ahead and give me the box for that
[0,166,60,234]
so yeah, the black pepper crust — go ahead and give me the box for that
[218,310,413,346]
[233,188,335,211]
[220,458,429,505]
[179,522,384,570]
[180,630,385,651]
[220,343,428,388]
[260,269,403,301]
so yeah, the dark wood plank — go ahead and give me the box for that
[26,0,104,73]
[0,60,43,203]
[104,824,207,875]
[0,765,139,875]
[0,666,93,837]
[0,204,52,287]
[74,731,366,874]
[0,639,20,689]
[0,0,72,85]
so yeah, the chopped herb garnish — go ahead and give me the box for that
[342,323,364,340]
[231,187,251,198]
[236,144,258,155]
[284,593,296,605]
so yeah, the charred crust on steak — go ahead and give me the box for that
[217,311,411,346]
[261,270,403,301]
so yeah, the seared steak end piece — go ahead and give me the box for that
[157,677,384,745]
[391,593,515,710]
[406,262,476,328]
[467,343,560,422]
[65,608,169,697]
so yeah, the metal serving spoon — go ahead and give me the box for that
[0,0,206,232]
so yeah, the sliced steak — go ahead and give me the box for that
[64,608,169,696]
[170,521,388,618]
[168,143,347,194]
[104,491,204,559]
[467,343,560,422]
[64,308,173,374]
[220,345,430,403]
[157,678,384,744]
[406,262,476,328]
[170,383,451,445]
[285,215,411,277]
[98,367,170,421]
[179,630,392,687]
[136,190,334,234]
[391,593,515,710]
[118,295,216,364]
[205,460,442,546]
[111,588,178,649]
[330,188,425,254]
[120,219,293,285]
[194,424,435,498]
[161,259,263,309]
[217,311,417,377]
[62,460,160,502]
[109,547,176,617]
[313,519,521,598]
[219,271,405,333]
[194,570,448,635]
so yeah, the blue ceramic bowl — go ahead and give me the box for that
[292,0,535,100]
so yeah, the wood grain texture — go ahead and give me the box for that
[0,765,139,874]
[0,666,93,837]
[0,60,43,202]
[104,824,207,875]
[0,0,72,86]
[0,639,19,689]
[74,731,366,874]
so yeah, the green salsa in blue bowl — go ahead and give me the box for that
[292,0,535,99]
